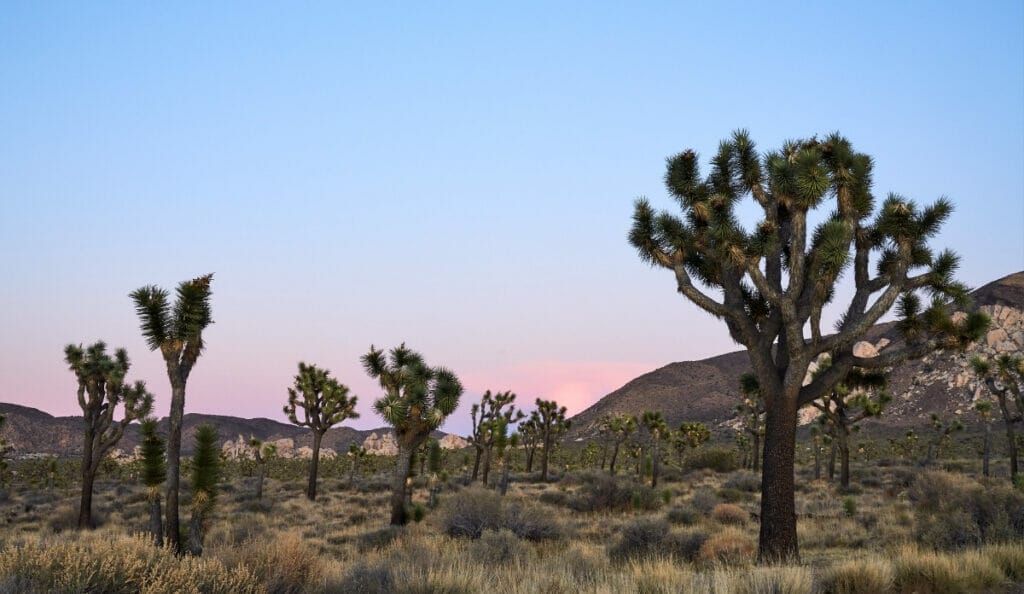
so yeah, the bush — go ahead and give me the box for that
[630,486,663,511]
[915,510,981,551]
[608,517,669,562]
[690,488,718,514]
[411,503,426,523]
[437,487,503,539]
[503,504,563,542]
[471,529,527,566]
[893,548,1005,593]
[909,471,1024,551]
[711,503,748,526]
[984,543,1024,581]
[723,470,760,492]
[663,529,709,562]
[567,475,632,513]
[820,558,895,594]
[336,562,394,594]
[842,496,857,518]
[697,527,755,566]
[221,531,322,594]
[686,447,739,473]
[356,526,403,552]
[739,566,814,594]
[716,487,748,503]
[538,490,568,506]
[666,504,701,526]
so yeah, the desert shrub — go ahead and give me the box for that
[503,503,563,542]
[630,486,663,511]
[723,470,760,493]
[739,566,813,594]
[663,529,709,562]
[538,490,568,506]
[909,471,1024,550]
[690,488,718,514]
[667,504,701,526]
[336,562,394,594]
[357,526,403,552]
[686,447,738,473]
[915,510,981,551]
[697,527,755,566]
[567,475,632,513]
[861,475,883,489]
[984,543,1024,581]
[437,487,503,539]
[471,529,527,566]
[842,496,857,518]
[819,558,895,594]
[716,487,748,503]
[219,530,322,594]
[411,503,426,523]
[661,488,673,505]
[608,517,669,562]
[893,547,1005,593]
[48,505,106,533]
[711,503,748,525]
[0,531,259,593]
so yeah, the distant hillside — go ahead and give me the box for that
[570,271,1024,437]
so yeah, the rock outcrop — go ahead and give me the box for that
[363,432,399,456]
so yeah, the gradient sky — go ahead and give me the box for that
[2,2,1022,436]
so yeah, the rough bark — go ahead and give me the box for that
[609,443,620,475]
[650,442,660,488]
[752,432,761,473]
[307,431,323,500]
[390,445,414,525]
[481,448,492,486]
[165,379,186,551]
[471,447,482,481]
[758,395,799,563]
[149,491,163,546]
[78,462,96,529]
[525,446,535,473]
[540,437,551,481]
[187,508,204,556]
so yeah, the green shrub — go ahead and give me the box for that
[608,517,669,562]
[630,486,663,511]
[842,496,857,518]
[411,503,426,523]
[723,470,761,492]
[437,488,503,539]
[666,504,701,526]
[690,487,718,514]
[538,490,568,506]
[567,475,632,513]
[503,504,563,542]
[686,447,739,473]
[664,529,709,562]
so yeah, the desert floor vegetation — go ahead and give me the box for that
[0,450,1022,593]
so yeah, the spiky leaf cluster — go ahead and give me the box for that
[469,390,525,455]
[362,343,464,438]
[532,399,570,444]
[971,354,1024,419]
[129,274,214,375]
[283,362,360,435]
[190,424,220,510]
[139,419,166,489]
[629,131,988,409]
[810,356,890,436]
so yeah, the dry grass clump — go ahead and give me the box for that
[819,557,895,594]
[711,503,748,525]
[738,565,814,594]
[697,527,756,567]
[213,529,323,594]
[0,530,259,594]
[984,542,1024,581]
[892,546,1006,593]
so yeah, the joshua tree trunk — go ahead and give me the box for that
[526,445,536,473]
[256,463,265,500]
[149,490,163,546]
[390,444,415,525]
[758,395,799,563]
[998,396,1019,479]
[600,443,608,470]
[838,429,851,489]
[828,440,837,480]
[982,421,991,477]
[752,432,761,473]
[471,448,482,481]
[499,458,510,495]
[307,431,323,500]
[78,433,96,529]
[481,448,492,486]
[165,379,186,550]
[188,508,204,556]
[813,442,821,480]
[540,437,551,481]
[609,443,620,475]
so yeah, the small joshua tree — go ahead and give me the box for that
[926,414,963,464]
[600,413,636,475]
[971,354,1023,479]
[640,411,669,488]
[519,416,541,472]
[467,390,524,485]
[974,400,994,477]
[283,362,359,500]
[65,342,153,529]
[737,373,765,472]
[188,424,220,556]
[249,438,275,500]
[139,418,166,545]
[362,343,463,525]
[130,274,213,550]
[810,361,889,487]
[348,443,367,484]
[532,399,570,482]
[671,421,711,469]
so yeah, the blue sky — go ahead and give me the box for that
[1,2,1022,435]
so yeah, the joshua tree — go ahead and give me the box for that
[532,399,570,482]
[628,131,987,561]
[130,273,213,550]
[467,390,524,484]
[810,362,889,487]
[809,425,823,480]
[736,373,766,472]
[601,413,636,475]
[139,419,166,545]
[671,421,711,469]
[498,432,519,496]
[188,424,220,556]
[249,438,275,500]
[427,438,444,506]
[65,342,153,529]
[283,362,359,500]
[974,400,994,477]
[640,411,669,487]
[362,343,463,525]
[926,414,964,464]
[971,354,1023,479]
[348,443,367,484]
[519,416,541,472]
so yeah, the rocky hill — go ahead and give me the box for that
[570,271,1024,437]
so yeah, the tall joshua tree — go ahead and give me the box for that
[131,274,213,550]
[671,421,711,469]
[737,373,765,472]
[65,342,153,529]
[629,131,987,561]
[533,399,570,482]
[601,413,636,475]
[139,418,166,545]
[971,354,1023,480]
[362,343,463,525]
[283,362,359,500]
[926,413,963,463]
[810,361,889,488]
[188,424,220,556]
[640,411,669,488]
[467,390,524,485]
